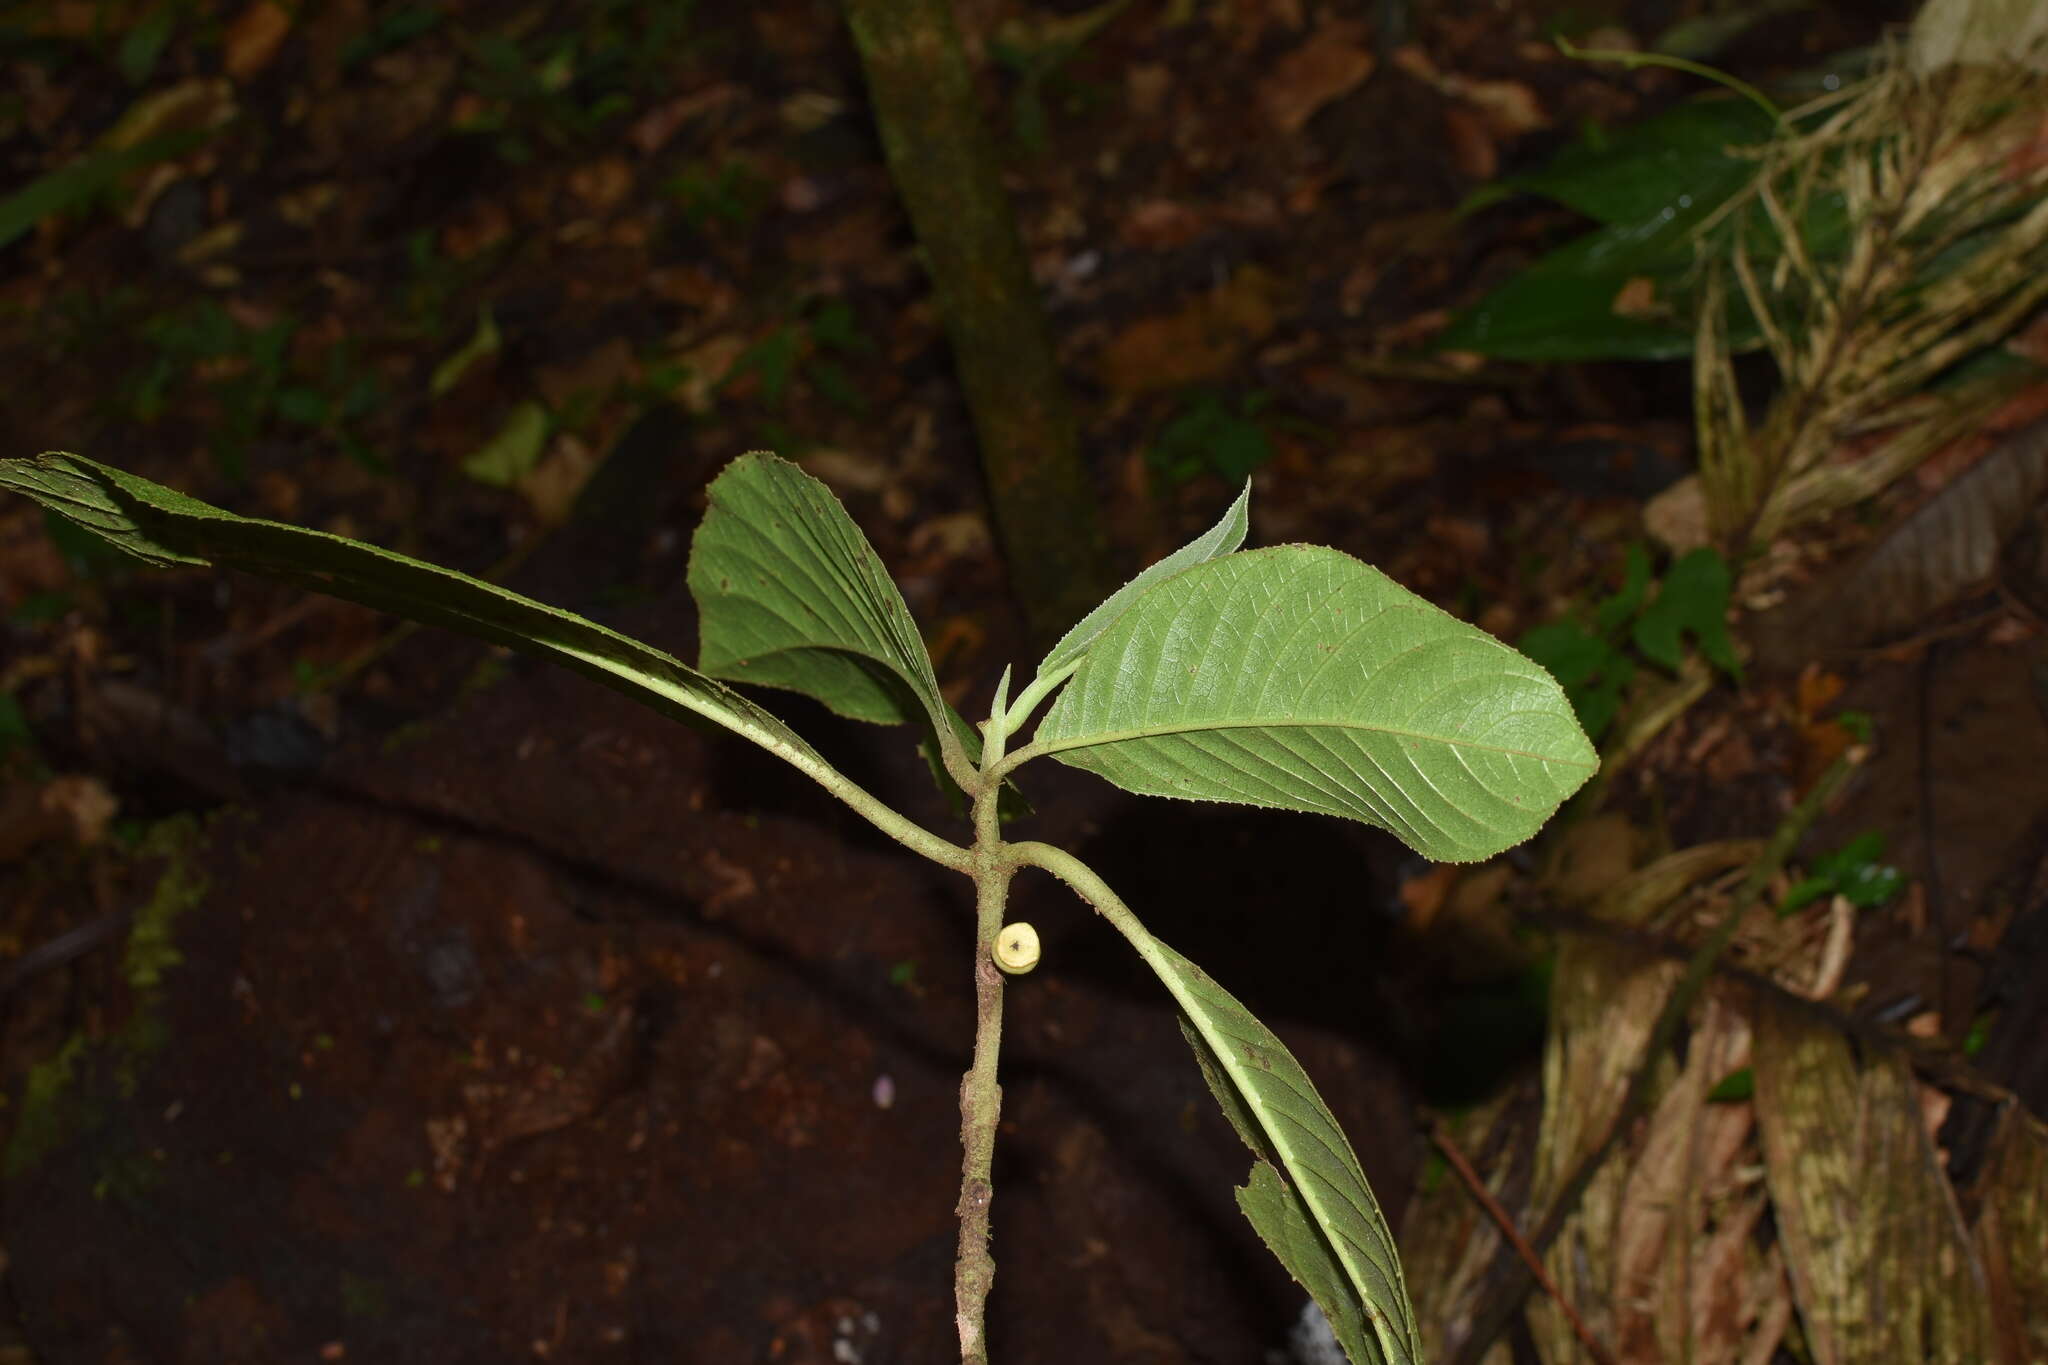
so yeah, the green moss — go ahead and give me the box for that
[7,1035,91,1181]
[5,814,209,1182]
[338,1271,390,1321]
[121,814,208,991]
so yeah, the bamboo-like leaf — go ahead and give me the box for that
[1027,546,1597,863]
[1164,942,1420,1365]
[0,451,832,779]
[1035,480,1250,679]
[1012,839,1423,1364]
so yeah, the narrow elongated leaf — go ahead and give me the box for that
[1030,546,1596,863]
[690,453,949,730]
[1036,480,1251,680]
[1497,95,1776,229]
[0,452,829,775]
[1158,940,1420,1365]
[1431,218,1758,361]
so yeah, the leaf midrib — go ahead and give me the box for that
[1023,713,1599,767]
[1143,939,1417,1364]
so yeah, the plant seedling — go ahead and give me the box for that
[0,450,1597,1364]
[1519,542,1742,740]
[1778,830,1905,916]
[1147,389,1276,485]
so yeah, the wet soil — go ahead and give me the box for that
[5,589,1421,1363]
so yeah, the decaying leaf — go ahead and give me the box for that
[1527,937,1680,1356]
[1751,417,2048,667]
[1971,1104,2048,1361]
[1752,996,1995,1365]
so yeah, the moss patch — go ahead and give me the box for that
[5,814,210,1181]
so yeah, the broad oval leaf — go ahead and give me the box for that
[690,453,949,730]
[1029,546,1596,863]
[1035,480,1250,680]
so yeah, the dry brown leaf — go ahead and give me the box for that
[534,338,638,409]
[906,511,991,561]
[1970,1105,2048,1361]
[1611,276,1659,319]
[103,78,238,153]
[1643,474,1711,554]
[1441,105,1497,181]
[629,83,743,155]
[1752,418,2048,666]
[0,775,118,863]
[1590,840,1760,929]
[1258,19,1374,134]
[224,2,293,83]
[1096,265,1279,394]
[666,334,749,414]
[796,448,891,495]
[1118,199,1212,250]
[1549,812,1638,906]
[1397,863,1459,931]
[1600,998,1761,1364]
[567,157,634,216]
[1531,938,1682,1357]
[1442,74,1550,138]
[515,434,601,527]
[1752,999,1995,1365]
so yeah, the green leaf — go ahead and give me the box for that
[1591,543,1654,635]
[1777,873,1833,917]
[689,452,950,732]
[1632,547,1741,679]
[1706,1065,1755,1102]
[0,127,216,254]
[0,452,831,774]
[686,454,1015,811]
[1148,393,1273,484]
[1653,0,1811,62]
[431,307,502,397]
[1571,662,1633,742]
[1813,830,1885,879]
[1158,940,1420,1365]
[119,7,178,85]
[1837,858,1904,908]
[1432,220,1745,361]
[461,399,549,487]
[1030,547,1596,863]
[1036,480,1250,680]
[1500,95,1776,228]
[1435,92,1862,364]
[0,691,31,759]
[1516,621,1614,692]
[1806,831,1904,908]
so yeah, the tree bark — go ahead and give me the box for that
[844,0,1111,645]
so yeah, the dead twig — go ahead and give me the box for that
[1427,1117,1617,1365]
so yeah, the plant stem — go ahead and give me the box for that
[997,657,1082,740]
[998,842,1160,978]
[954,763,1013,1363]
[766,730,974,873]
